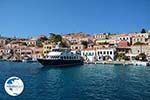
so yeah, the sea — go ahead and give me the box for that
[0,61,150,100]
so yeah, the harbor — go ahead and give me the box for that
[0,0,150,99]
[0,61,150,100]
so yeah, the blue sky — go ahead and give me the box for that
[0,0,150,37]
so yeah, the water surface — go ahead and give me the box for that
[0,62,150,100]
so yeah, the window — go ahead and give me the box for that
[107,51,109,54]
[103,51,106,54]
[98,51,100,55]
[89,52,91,56]
[86,52,88,56]
[67,56,69,59]
[110,51,112,54]
[64,56,66,59]
[100,51,102,54]
[92,52,94,56]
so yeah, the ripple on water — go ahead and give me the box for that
[0,62,150,100]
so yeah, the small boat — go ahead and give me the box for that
[132,61,149,66]
[37,43,84,67]
[22,56,37,63]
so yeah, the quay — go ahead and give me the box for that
[84,61,133,65]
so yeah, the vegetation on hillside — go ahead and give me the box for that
[81,41,88,48]
[48,33,62,43]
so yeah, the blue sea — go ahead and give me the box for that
[0,61,150,100]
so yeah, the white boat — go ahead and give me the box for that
[22,56,37,63]
[132,61,149,66]
[37,43,84,67]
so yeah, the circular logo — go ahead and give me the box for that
[4,76,24,96]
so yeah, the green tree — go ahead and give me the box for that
[116,53,129,61]
[141,28,146,33]
[21,42,27,46]
[48,33,62,43]
[81,41,88,48]
[36,40,43,47]
[136,53,147,61]
[134,42,145,45]
[38,36,48,42]
[99,42,109,45]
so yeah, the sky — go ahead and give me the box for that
[0,0,150,38]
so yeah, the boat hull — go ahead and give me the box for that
[37,59,84,67]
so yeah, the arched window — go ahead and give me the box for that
[100,51,102,54]
[110,51,112,54]
[107,51,109,54]
[103,51,106,54]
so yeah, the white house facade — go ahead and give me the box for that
[96,48,116,61]
[81,49,96,62]
[81,48,116,62]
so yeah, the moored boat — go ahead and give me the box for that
[22,56,37,63]
[37,43,84,67]
[132,61,149,66]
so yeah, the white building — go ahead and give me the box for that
[96,48,116,61]
[117,35,132,45]
[81,48,96,62]
[81,48,116,62]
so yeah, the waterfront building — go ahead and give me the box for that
[130,44,150,56]
[31,47,43,59]
[20,47,33,57]
[81,48,96,62]
[116,40,131,54]
[96,48,116,61]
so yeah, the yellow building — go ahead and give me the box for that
[43,42,55,56]
[70,44,85,50]
[95,39,117,45]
